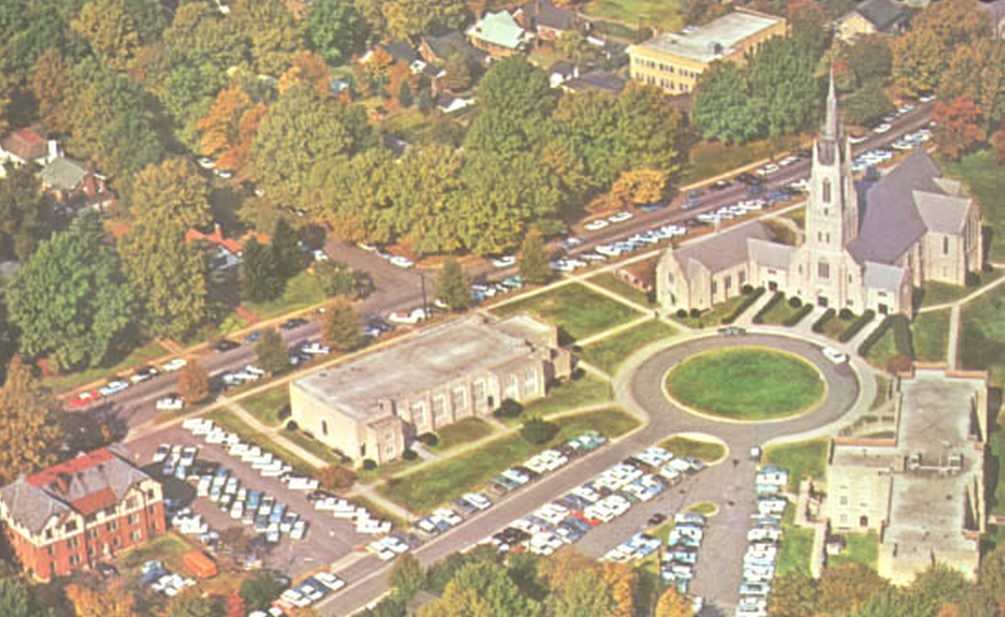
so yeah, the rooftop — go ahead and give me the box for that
[673,221,772,275]
[1,127,48,162]
[632,10,784,63]
[466,11,531,50]
[850,0,907,31]
[293,315,551,423]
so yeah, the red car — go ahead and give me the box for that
[66,389,102,410]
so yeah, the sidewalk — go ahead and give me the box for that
[733,291,775,327]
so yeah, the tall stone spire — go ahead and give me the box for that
[822,66,839,140]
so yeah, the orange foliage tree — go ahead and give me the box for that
[932,96,987,160]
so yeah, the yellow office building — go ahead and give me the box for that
[628,8,787,95]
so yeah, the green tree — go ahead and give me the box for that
[767,572,819,617]
[937,38,1005,130]
[398,80,414,108]
[436,258,469,311]
[548,569,616,617]
[0,577,41,617]
[270,218,303,280]
[382,0,467,40]
[241,238,284,303]
[322,298,362,351]
[441,53,473,93]
[240,570,287,611]
[747,38,820,137]
[254,328,289,375]
[425,562,540,617]
[0,162,51,260]
[71,0,143,70]
[842,82,895,127]
[119,224,210,341]
[692,61,761,143]
[901,564,972,616]
[166,589,220,617]
[0,355,64,484]
[519,227,552,285]
[842,35,893,89]
[6,213,134,371]
[474,56,554,120]
[231,0,301,76]
[388,144,464,255]
[306,148,397,244]
[306,0,367,65]
[390,553,426,601]
[128,157,212,230]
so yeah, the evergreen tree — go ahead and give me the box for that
[270,218,303,280]
[322,298,362,351]
[242,238,283,302]
[519,227,551,285]
[254,328,289,375]
[398,80,413,108]
[436,257,469,311]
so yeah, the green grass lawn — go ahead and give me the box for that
[682,135,807,184]
[431,417,496,451]
[240,384,289,427]
[671,293,750,329]
[666,347,825,420]
[580,319,677,374]
[686,501,719,516]
[583,0,684,31]
[778,505,814,577]
[870,374,893,412]
[781,207,806,229]
[243,270,326,321]
[863,325,901,372]
[960,283,1005,386]
[204,410,316,475]
[45,340,170,393]
[944,150,1005,262]
[282,429,344,467]
[763,219,799,246]
[588,272,656,307]
[659,436,726,462]
[764,439,829,492]
[118,532,191,573]
[827,531,879,570]
[917,281,972,308]
[821,313,855,340]
[512,374,612,423]
[989,421,1005,516]
[912,310,950,363]
[380,408,640,513]
[492,283,643,344]
[758,297,805,325]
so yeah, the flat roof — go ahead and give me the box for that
[885,472,979,559]
[293,315,543,423]
[898,370,984,465]
[634,10,784,63]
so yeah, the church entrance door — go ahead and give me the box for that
[817,296,829,308]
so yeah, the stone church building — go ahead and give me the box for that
[657,74,983,318]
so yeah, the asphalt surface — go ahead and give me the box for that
[79,101,933,432]
[320,333,859,616]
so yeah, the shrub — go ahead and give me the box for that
[722,287,765,324]
[966,271,982,287]
[520,416,559,445]
[788,296,802,308]
[812,308,836,333]
[401,449,418,461]
[838,310,876,343]
[676,308,688,319]
[890,314,914,357]
[285,420,299,431]
[751,291,783,324]
[886,354,913,374]
[689,308,701,319]
[741,284,755,295]
[858,315,894,357]
[362,459,377,471]
[783,303,814,327]
[417,433,439,447]
[318,465,357,491]
[838,308,854,321]
[494,399,523,419]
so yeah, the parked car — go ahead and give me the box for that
[709,179,732,191]
[389,255,414,269]
[162,358,188,372]
[387,307,430,325]
[821,346,849,364]
[130,366,159,383]
[584,219,609,231]
[608,211,634,223]
[213,339,240,353]
[280,318,308,331]
[872,123,892,134]
[67,389,102,410]
[156,395,185,411]
[490,255,516,268]
[99,380,129,396]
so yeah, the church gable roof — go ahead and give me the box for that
[864,261,907,291]
[913,191,971,235]
[747,238,795,271]
[672,222,771,274]
[848,150,943,265]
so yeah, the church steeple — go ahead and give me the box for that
[822,67,839,141]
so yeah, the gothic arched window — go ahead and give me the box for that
[822,178,832,204]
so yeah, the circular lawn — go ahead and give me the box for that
[665,347,825,421]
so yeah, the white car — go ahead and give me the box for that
[315,572,345,591]
[156,395,185,411]
[161,358,188,372]
[387,307,429,325]
[389,255,414,269]
[872,123,892,134]
[756,163,780,176]
[99,380,129,396]
[607,211,633,223]
[919,94,936,103]
[490,255,516,268]
[584,219,609,231]
[312,249,329,262]
[300,342,331,356]
[821,346,849,364]
[196,157,215,169]
[152,444,171,464]
[848,133,868,144]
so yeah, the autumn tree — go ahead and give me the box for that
[817,563,890,614]
[0,162,51,260]
[165,589,220,617]
[0,577,41,617]
[177,361,210,405]
[442,53,474,93]
[654,586,693,617]
[601,562,637,617]
[932,96,987,160]
[306,0,367,65]
[0,356,64,484]
[29,47,72,133]
[318,465,357,491]
[436,257,470,311]
[937,39,1005,131]
[610,168,668,207]
[128,157,212,230]
[225,592,245,617]
[382,0,467,40]
[322,298,362,352]
[390,553,426,601]
[519,227,552,285]
[197,84,267,175]
[231,0,300,76]
[992,122,1005,163]
[242,238,284,303]
[66,581,138,617]
[253,328,289,375]
[767,572,819,617]
[6,213,135,371]
[71,0,143,70]
[547,568,616,617]
[422,561,540,617]
[278,51,334,98]
[891,0,989,96]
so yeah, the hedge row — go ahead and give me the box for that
[857,314,914,358]
[752,292,784,324]
[837,310,876,343]
[783,303,814,327]
[721,287,766,325]
[811,308,836,333]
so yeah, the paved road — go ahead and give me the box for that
[320,333,860,616]
[79,103,932,431]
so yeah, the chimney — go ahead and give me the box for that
[46,139,60,164]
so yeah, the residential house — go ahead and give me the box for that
[419,31,489,69]
[289,314,572,466]
[548,61,578,88]
[0,127,59,174]
[615,256,658,295]
[561,70,627,95]
[628,8,786,95]
[38,157,113,211]
[0,447,166,582]
[466,10,534,58]
[186,223,246,270]
[514,0,583,42]
[836,0,908,41]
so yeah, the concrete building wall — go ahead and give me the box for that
[824,464,892,531]
[836,12,878,41]
[656,253,693,312]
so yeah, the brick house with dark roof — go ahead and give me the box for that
[836,0,908,41]
[514,0,583,41]
[0,447,165,581]
[0,127,59,171]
